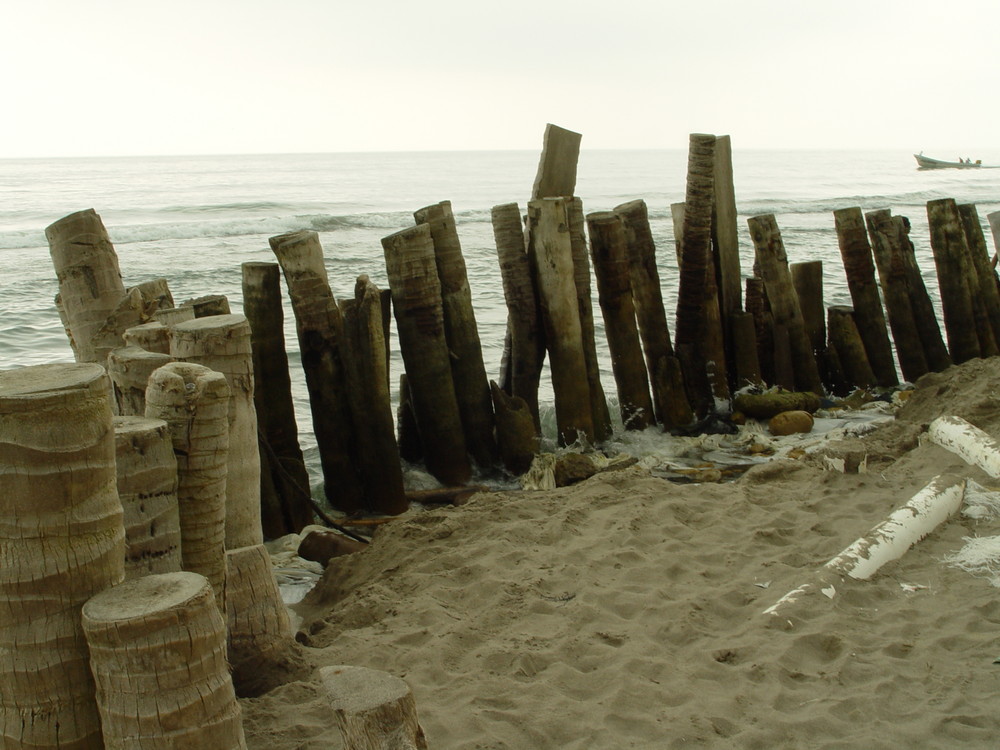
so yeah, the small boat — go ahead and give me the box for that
[914,153,982,169]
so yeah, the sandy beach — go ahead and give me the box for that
[240,357,1000,749]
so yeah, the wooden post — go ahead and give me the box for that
[145,362,229,608]
[713,135,743,322]
[745,278,776,387]
[827,306,878,390]
[531,123,582,200]
[130,277,174,316]
[82,572,248,750]
[339,276,407,515]
[614,199,693,428]
[526,198,595,446]
[833,207,898,387]
[586,211,654,430]
[107,345,173,416]
[269,230,364,512]
[490,381,539,476]
[0,363,124,750]
[730,311,763,388]
[748,215,824,395]
[153,305,196,326]
[958,203,1000,353]
[113,416,183,580]
[396,374,423,464]
[181,294,231,317]
[790,261,825,362]
[491,202,544,430]
[896,215,952,372]
[320,665,428,750]
[568,197,613,440]
[927,198,983,364]
[170,314,263,549]
[414,201,498,469]
[988,211,1000,259]
[124,320,171,353]
[382,224,472,485]
[241,261,313,537]
[865,209,930,382]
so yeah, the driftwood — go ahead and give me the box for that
[320,665,428,750]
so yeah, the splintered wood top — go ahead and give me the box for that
[0,362,106,400]
[83,571,210,622]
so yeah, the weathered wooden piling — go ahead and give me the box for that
[531,123,582,200]
[988,211,1000,258]
[490,381,539,476]
[0,363,125,750]
[586,211,654,430]
[182,294,231,318]
[414,201,498,469]
[833,207,898,387]
[123,320,171,353]
[107,345,173,416]
[730,311,763,388]
[170,314,263,548]
[82,572,248,750]
[747,214,824,395]
[153,305,196,326]
[896,215,952,372]
[491,202,544,429]
[865,209,930,382]
[145,362,229,608]
[113,416,183,580]
[527,197,595,446]
[827,306,878,391]
[958,203,1000,353]
[269,230,364,511]
[241,261,312,537]
[340,276,407,515]
[745,278,776,387]
[396,374,423,464]
[713,135,743,324]
[131,277,174,317]
[382,224,472,485]
[320,665,428,750]
[790,261,825,362]
[927,198,984,364]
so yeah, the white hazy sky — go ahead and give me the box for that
[4,0,998,158]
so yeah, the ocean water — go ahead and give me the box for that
[3,148,1000,482]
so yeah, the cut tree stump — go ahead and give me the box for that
[320,665,428,750]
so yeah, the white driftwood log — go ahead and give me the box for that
[0,362,125,749]
[170,314,263,548]
[320,665,428,750]
[928,414,1000,478]
[113,416,183,580]
[82,572,247,750]
[145,362,229,607]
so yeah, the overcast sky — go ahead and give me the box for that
[4,0,998,158]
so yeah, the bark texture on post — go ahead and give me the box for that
[82,572,247,750]
[745,278,775,387]
[382,224,471,485]
[790,261,825,361]
[130,278,174,317]
[145,362,229,608]
[490,381,539,476]
[396,374,422,464]
[730,311,763,388]
[531,123,582,200]
[713,135,743,322]
[834,207,898,387]
[587,211,654,430]
[107,345,173,417]
[170,314,262,549]
[0,363,124,750]
[897,216,952,372]
[320,665,428,750]
[492,202,544,429]
[181,294,231,318]
[527,198,595,446]
[958,203,1000,353]
[113,416,183,581]
[414,201,497,469]
[269,230,364,512]
[241,261,312,537]
[827,306,877,391]
[747,214,824,395]
[927,198,982,364]
[153,305,196,326]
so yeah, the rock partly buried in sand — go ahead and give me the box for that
[298,530,369,566]
[555,453,598,486]
[733,390,821,419]
[769,410,815,436]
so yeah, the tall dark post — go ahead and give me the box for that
[958,203,1000,353]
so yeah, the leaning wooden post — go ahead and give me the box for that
[491,202,545,430]
[182,294,231,318]
[107,345,173,416]
[713,135,743,323]
[170,314,263,549]
[790,261,826,364]
[382,224,472,485]
[927,198,983,364]
[988,211,1000,260]
[958,203,1000,353]
[827,306,878,391]
[745,278,776,387]
[586,211,655,430]
[747,214,824,395]
[896,215,952,372]
[490,381,539,476]
[269,229,364,512]
[241,261,312,537]
[339,276,407,515]
[531,123,582,200]
[414,201,498,469]
[833,207,898,387]
[82,572,248,750]
[320,665,428,750]
[145,362,229,608]
[0,362,125,750]
[865,209,930,382]
[124,320,171,354]
[114,416,183,580]
[730,311,763,388]
[614,199,692,428]
[527,198,595,446]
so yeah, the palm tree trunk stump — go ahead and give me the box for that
[320,665,428,750]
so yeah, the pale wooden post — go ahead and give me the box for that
[827,306,877,390]
[382,224,472,485]
[181,294,231,317]
[586,211,654,430]
[124,320,171,353]
[145,362,229,608]
[107,345,173,416]
[0,363,125,750]
[82,572,247,750]
[130,277,174,316]
[170,314,263,548]
[153,305,196,326]
[958,203,1000,353]
[414,201,498,469]
[531,123,582,200]
[527,198,595,446]
[490,381,539,475]
[269,230,364,512]
[241,261,312,537]
[320,665,428,750]
[113,416,183,580]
